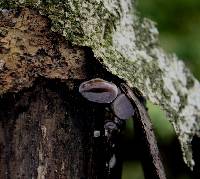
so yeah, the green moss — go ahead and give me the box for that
[0,0,200,170]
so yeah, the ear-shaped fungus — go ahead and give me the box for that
[111,94,135,120]
[79,78,118,103]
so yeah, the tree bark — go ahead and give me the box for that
[0,8,122,179]
[0,79,122,179]
[1,0,200,172]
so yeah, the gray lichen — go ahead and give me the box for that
[0,0,200,169]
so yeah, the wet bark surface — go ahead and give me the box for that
[0,78,119,179]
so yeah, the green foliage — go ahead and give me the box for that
[148,102,175,145]
[122,161,144,179]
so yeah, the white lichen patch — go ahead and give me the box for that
[1,0,200,169]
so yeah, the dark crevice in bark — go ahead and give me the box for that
[192,135,200,179]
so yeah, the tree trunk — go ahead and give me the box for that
[0,8,122,179]
[1,0,200,177]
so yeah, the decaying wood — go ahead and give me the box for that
[0,0,200,170]
[1,0,200,177]
[0,8,123,179]
[0,79,101,179]
[1,0,200,170]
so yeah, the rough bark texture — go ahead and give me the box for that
[0,79,114,179]
[0,8,88,93]
[0,8,123,179]
[0,0,200,172]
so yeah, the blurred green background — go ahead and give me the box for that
[122,0,200,179]
[138,0,200,80]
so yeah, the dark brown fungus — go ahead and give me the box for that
[111,93,134,120]
[79,78,118,103]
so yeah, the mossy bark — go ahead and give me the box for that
[0,0,200,172]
